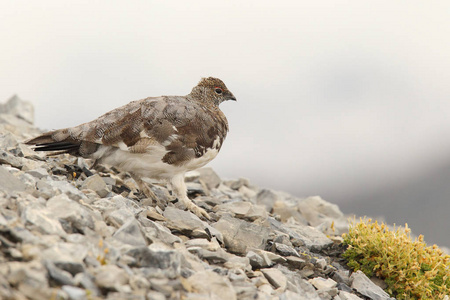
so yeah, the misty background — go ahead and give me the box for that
[2,1,450,246]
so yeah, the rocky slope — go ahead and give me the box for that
[0,96,394,300]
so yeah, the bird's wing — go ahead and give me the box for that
[27,96,229,165]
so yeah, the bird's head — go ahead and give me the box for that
[190,77,237,106]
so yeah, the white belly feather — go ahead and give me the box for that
[92,144,219,179]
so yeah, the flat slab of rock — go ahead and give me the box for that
[126,246,181,278]
[215,201,268,221]
[163,206,222,242]
[0,95,34,124]
[284,221,333,251]
[212,215,270,255]
[21,204,67,237]
[261,268,287,291]
[350,271,394,300]
[113,219,147,246]
[0,165,26,193]
[184,270,236,300]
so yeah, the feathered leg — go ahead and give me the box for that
[170,173,210,220]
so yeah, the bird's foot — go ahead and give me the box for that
[181,199,211,220]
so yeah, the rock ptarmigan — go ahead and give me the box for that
[26,77,236,219]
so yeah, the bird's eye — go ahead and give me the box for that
[214,88,223,94]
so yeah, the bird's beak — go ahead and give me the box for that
[228,93,237,101]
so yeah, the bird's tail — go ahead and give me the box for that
[26,127,101,157]
[25,130,81,153]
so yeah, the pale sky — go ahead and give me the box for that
[2,0,450,204]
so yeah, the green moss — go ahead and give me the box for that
[343,218,450,299]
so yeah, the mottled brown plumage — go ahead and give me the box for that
[27,77,236,219]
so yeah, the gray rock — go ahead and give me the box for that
[0,114,39,138]
[0,150,24,169]
[332,269,351,285]
[273,234,292,246]
[238,185,258,200]
[144,207,166,221]
[298,196,348,236]
[81,174,109,198]
[286,256,307,269]
[273,242,300,257]
[215,201,268,221]
[101,176,116,186]
[284,220,333,251]
[314,258,328,270]
[339,290,364,300]
[246,251,268,269]
[277,266,324,299]
[112,218,147,246]
[25,167,48,179]
[229,281,258,299]
[185,238,220,251]
[74,272,100,296]
[252,249,287,264]
[44,260,75,286]
[163,206,222,242]
[223,177,251,190]
[280,290,316,300]
[148,277,174,296]
[0,261,51,300]
[0,95,34,124]
[190,247,228,264]
[106,209,135,227]
[21,204,67,237]
[109,195,143,214]
[215,184,245,200]
[0,132,19,148]
[261,268,287,291]
[163,207,204,234]
[337,282,354,293]
[41,242,87,275]
[299,196,344,219]
[14,172,37,190]
[309,277,338,296]
[16,143,45,160]
[94,264,129,290]
[185,170,201,182]
[35,179,58,199]
[3,225,39,244]
[139,217,182,245]
[61,285,87,300]
[197,167,222,190]
[146,291,166,300]
[129,274,150,291]
[213,215,271,255]
[272,200,308,224]
[125,246,181,278]
[0,165,26,193]
[47,194,95,233]
[50,180,87,201]
[185,270,236,300]
[254,189,283,212]
[19,158,45,172]
[350,271,394,300]
[186,181,206,195]
[223,254,252,271]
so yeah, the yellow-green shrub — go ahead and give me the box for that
[342,218,450,299]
